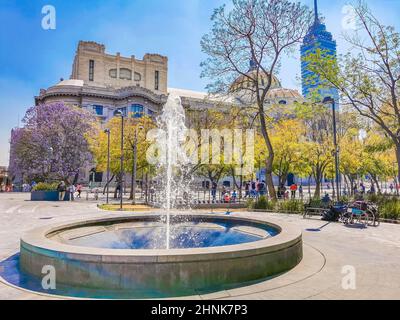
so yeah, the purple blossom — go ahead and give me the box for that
[9,103,96,183]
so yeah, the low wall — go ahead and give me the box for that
[20,214,302,297]
[31,191,70,201]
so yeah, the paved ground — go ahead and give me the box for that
[0,193,399,300]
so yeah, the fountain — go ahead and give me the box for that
[0,95,303,299]
[155,94,192,249]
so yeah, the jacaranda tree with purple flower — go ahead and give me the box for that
[9,103,97,183]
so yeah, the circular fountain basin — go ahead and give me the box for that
[19,214,302,298]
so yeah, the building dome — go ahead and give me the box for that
[266,88,303,102]
[230,69,281,94]
[55,79,84,87]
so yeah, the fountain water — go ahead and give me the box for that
[156,94,192,249]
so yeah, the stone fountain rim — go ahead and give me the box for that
[20,213,302,263]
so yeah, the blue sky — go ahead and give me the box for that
[1,0,400,166]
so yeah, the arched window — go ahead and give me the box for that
[278,100,287,105]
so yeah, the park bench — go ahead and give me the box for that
[303,200,330,219]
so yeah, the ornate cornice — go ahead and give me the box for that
[35,84,167,105]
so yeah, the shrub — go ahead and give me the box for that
[246,198,255,209]
[278,200,304,213]
[380,198,400,220]
[253,196,275,210]
[32,182,59,192]
[339,195,350,204]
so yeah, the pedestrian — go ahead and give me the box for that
[251,180,256,198]
[389,183,394,194]
[223,192,231,203]
[290,183,297,199]
[369,184,376,195]
[299,185,303,199]
[255,179,261,198]
[244,181,250,198]
[68,184,76,201]
[322,193,331,207]
[284,190,289,200]
[231,190,237,203]
[57,181,66,201]
[360,183,366,195]
[259,180,266,196]
[76,184,82,198]
[211,181,217,201]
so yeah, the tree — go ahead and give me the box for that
[270,118,304,188]
[90,116,156,198]
[9,103,96,184]
[304,1,400,186]
[295,102,334,198]
[201,0,313,199]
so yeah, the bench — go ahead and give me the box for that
[303,201,331,219]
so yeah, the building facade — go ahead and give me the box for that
[36,41,169,122]
[301,0,339,104]
[15,41,303,187]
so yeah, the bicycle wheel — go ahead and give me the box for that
[360,213,369,227]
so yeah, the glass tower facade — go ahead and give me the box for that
[301,0,339,105]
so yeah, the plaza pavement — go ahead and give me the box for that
[0,193,399,300]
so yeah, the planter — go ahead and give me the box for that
[31,191,70,201]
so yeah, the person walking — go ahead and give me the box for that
[290,183,298,199]
[68,184,76,201]
[76,184,82,198]
[299,185,303,199]
[57,181,66,201]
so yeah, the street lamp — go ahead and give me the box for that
[131,126,144,204]
[114,109,125,210]
[104,129,111,204]
[323,96,340,203]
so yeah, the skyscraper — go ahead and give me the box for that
[301,0,339,105]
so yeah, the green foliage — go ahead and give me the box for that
[380,199,400,220]
[277,200,304,213]
[339,195,350,203]
[32,182,59,192]
[252,196,275,210]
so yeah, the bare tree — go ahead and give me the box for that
[201,0,313,199]
[304,1,400,186]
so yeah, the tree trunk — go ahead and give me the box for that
[258,102,276,200]
[370,174,381,194]
[396,144,400,194]
[103,174,115,194]
[265,158,276,199]
[313,168,322,199]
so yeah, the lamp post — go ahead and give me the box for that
[104,129,111,204]
[131,126,144,204]
[323,96,340,202]
[114,110,125,210]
